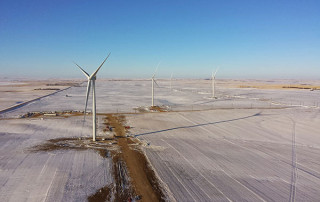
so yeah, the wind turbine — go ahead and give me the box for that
[74,53,111,141]
[212,67,219,98]
[170,72,173,91]
[151,63,160,107]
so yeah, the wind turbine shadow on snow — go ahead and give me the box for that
[74,52,111,141]
[135,111,266,137]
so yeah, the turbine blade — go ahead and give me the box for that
[152,62,160,77]
[84,80,91,120]
[154,79,160,87]
[90,52,111,79]
[74,62,90,78]
[214,67,219,77]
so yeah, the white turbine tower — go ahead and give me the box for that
[170,72,173,91]
[74,53,111,141]
[151,63,160,107]
[212,67,219,98]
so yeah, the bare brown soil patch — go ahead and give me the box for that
[88,185,112,202]
[150,106,167,112]
[282,85,320,90]
[105,114,127,137]
[29,137,115,158]
[134,106,170,113]
[106,114,165,202]
[239,84,320,90]
[20,110,85,118]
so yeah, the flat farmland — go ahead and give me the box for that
[1,79,320,201]
[0,116,112,202]
[128,108,320,201]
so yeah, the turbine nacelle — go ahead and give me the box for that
[75,52,111,81]
[212,67,219,79]
[75,53,111,116]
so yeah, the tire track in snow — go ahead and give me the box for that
[178,112,267,202]
[163,139,233,202]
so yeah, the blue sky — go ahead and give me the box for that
[0,0,319,79]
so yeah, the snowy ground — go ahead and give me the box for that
[0,80,80,111]
[1,79,320,118]
[128,108,320,201]
[0,116,112,202]
[0,79,320,201]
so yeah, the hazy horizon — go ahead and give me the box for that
[1,75,320,82]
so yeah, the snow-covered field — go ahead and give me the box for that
[128,108,320,201]
[0,116,112,201]
[0,79,320,201]
[2,79,320,118]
